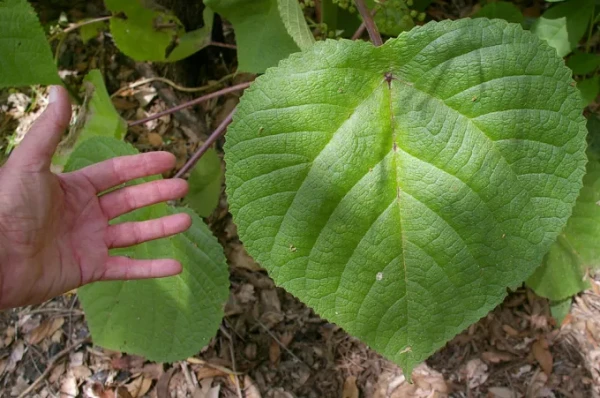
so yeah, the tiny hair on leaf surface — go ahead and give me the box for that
[65,137,230,362]
[0,0,61,88]
[225,18,587,373]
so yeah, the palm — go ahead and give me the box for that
[0,87,190,309]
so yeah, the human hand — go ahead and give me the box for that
[0,86,191,309]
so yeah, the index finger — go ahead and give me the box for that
[74,151,176,193]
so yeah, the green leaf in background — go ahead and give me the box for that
[531,0,594,57]
[0,0,61,88]
[567,52,600,75]
[53,70,127,167]
[225,19,587,373]
[577,76,600,105]
[278,0,315,51]
[104,0,212,62]
[366,0,414,37]
[320,0,361,38]
[185,148,223,217]
[527,146,600,300]
[550,298,572,325]
[205,0,300,73]
[473,1,524,24]
[65,137,229,362]
[79,18,108,44]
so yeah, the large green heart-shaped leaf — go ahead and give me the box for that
[65,137,229,362]
[225,19,587,372]
[0,0,61,88]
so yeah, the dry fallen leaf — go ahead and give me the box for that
[481,351,513,364]
[60,371,78,398]
[243,375,262,398]
[488,386,518,398]
[26,317,65,345]
[463,358,488,389]
[531,339,553,375]
[342,376,359,398]
[126,376,153,397]
[6,341,25,373]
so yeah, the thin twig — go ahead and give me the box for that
[49,16,113,42]
[210,41,237,50]
[111,73,236,98]
[351,6,379,40]
[173,110,235,178]
[354,0,383,46]
[17,337,90,398]
[128,82,249,127]
[228,338,243,398]
[254,318,306,366]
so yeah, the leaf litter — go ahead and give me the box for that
[0,0,599,397]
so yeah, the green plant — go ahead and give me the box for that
[1,0,597,379]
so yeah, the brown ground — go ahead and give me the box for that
[1,1,599,397]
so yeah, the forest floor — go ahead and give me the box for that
[1,0,600,397]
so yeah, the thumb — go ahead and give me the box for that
[8,85,72,172]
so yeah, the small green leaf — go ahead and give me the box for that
[473,2,524,24]
[278,0,315,51]
[366,0,414,37]
[577,76,599,105]
[165,7,214,62]
[567,52,600,75]
[204,0,300,73]
[320,0,361,38]
[0,0,61,88]
[225,19,587,373]
[185,148,223,217]
[527,147,600,300]
[550,298,571,325]
[79,18,107,43]
[65,137,229,362]
[531,0,593,57]
[53,70,127,166]
[105,0,210,62]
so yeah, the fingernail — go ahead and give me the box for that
[49,86,59,104]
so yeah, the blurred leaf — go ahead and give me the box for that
[473,2,524,24]
[567,52,600,75]
[185,148,223,217]
[205,0,299,73]
[278,0,315,51]
[366,0,414,36]
[65,137,230,362]
[53,70,126,166]
[0,0,61,88]
[105,0,211,62]
[550,298,571,325]
[531,0,593,57]
[79,18,107,43]
[577,75,599,105]
[320,0,361,38]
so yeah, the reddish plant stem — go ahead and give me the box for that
[353,0,383,46]
[351,6,379,40]
[210,41,237,50]
[314,0,322,23]
[173,110,235,178]
[128,83,250,127]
